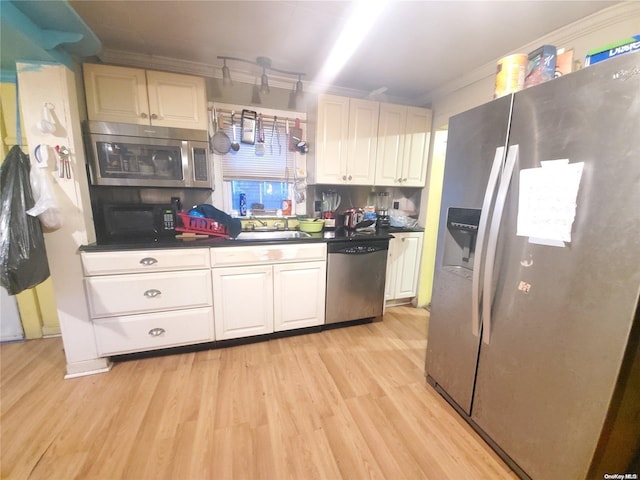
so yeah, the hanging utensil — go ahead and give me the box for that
[230,112,240,152]
[273,116,281,155]
[212,112,231,154]
[37,103,55,134]
[289,118,302,152]
[292,118,308,154]
[207,108,215,153]
[55,145,71,179]
[255,114,265,156]
[270,116,276,155]
[240,109,257,144]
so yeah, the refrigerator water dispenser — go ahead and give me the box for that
[443,208,481,269]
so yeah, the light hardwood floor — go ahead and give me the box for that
[1,306,517,479]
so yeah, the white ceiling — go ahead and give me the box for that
[68,0,616,103]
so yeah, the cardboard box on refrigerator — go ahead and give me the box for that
[585,35,640,66]
[525,45,557,88]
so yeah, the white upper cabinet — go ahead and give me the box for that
[347,98,380,184]
[310,94,378,185]
[375,103,407,185]
[375,105,432,187]
[145,70,208,130]
[83,63,208,130]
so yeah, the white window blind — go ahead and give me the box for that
[219,111,300,182]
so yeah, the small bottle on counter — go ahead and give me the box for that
[239,193,247,216]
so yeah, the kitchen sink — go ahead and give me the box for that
[234,230,311,241]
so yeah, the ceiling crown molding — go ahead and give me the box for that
[413,1,640,107]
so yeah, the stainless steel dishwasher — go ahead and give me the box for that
[325,238,389,324]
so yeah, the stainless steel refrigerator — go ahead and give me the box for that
[425,51,640,480]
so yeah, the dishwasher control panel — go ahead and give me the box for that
[342,245,381,254]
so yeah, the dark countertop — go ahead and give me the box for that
[78,227,424,252]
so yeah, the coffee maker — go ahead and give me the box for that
[376,192,391,229]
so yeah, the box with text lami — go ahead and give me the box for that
[585,35,640,66]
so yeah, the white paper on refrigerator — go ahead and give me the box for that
[517,160,584,244]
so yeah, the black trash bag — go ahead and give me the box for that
[193,203,242,238]
[0,146,50,295]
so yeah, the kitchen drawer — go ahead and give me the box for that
[85,270,212,318]
[81,248,210,276]
[211,243,327,267]
[93,307,214,356]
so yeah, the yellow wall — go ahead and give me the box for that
[416,129,448,308]
[0,81,60,338]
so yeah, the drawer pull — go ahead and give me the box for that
[139,257,158,266]
[144,289,162,298]
[148,328,166,337]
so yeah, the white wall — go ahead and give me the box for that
[428,2,640,128]
[1,288,24,341]
[16,62,110,377]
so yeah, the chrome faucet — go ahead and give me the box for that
[250,216,268,227]
[274,218,289,230]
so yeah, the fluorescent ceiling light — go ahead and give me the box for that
[315,0,390,88]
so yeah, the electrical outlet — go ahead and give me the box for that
[393,201,400,210]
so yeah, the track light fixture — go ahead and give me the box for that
[295,74,304,102]
[221,58,232,86]
[217,55,305,99]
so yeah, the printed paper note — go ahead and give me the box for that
[517,160,584,244]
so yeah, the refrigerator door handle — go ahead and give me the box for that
[482,144,519,344]
[471,146,505,336]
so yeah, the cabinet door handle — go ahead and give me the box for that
[342,175,347,180]
[348,175,352,181]
[140,112,148,119]
[144,289,162,298]
[148,328,165,337]
[151,113,158,120]
[139,257,158,266]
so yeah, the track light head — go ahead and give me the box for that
[295,75,304,101]
[222,59,232,86]
[217,55,305,98]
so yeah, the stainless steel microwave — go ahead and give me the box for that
[83,121,211,188]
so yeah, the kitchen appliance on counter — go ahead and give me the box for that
[325,238,389,324]
[426,52,640,479]
[84,121,211,188]
[341,208,364,229]
[375,192,390,229]
[96,201,178,243]
[321,190,341,228]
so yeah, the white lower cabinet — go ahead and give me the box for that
[85,269,212,318]
[273,261,326,332]
[212,265,274,340]
[82,244,328,353]
[81,248,214,356]
[385,232,424,304]
[93,308,214,356]
[211,244,327,340]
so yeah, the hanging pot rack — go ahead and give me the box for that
[211,107,306,126]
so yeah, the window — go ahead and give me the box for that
[230,180,290,211]
[216,104,305,215]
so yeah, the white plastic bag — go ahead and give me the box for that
[26,145,62,231]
